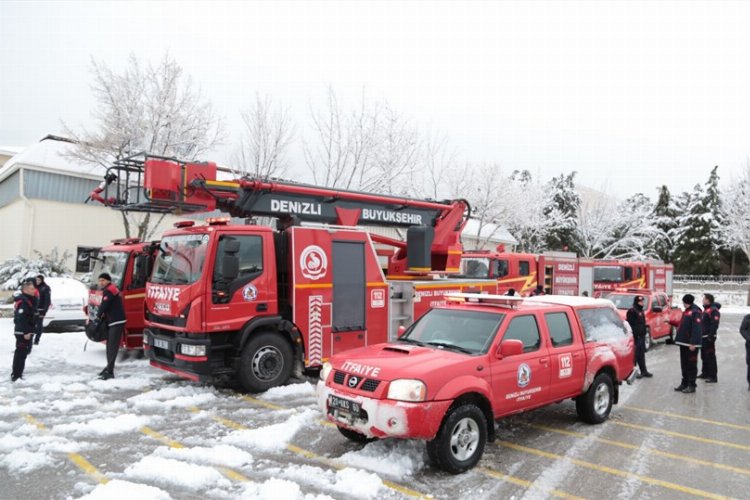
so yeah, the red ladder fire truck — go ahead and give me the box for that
[91,154,496,391]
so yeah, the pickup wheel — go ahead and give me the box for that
[426,404,487,474]
[238,331,293,393]
[644,328,652,352]
[337,426,376,444]
[576,373,614,424]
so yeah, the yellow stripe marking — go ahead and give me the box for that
[205,180,241,188]
[479,467,583,499]
[532,424,750,477]
[25,415,109,484]
[497,440,729,500]
[139,426,185,449]
[211,415,248,431]
[448,250,463,255]
[612,421,750,452]
[217,466,251,482]
[367,282,387,287]
[241,395,286,411]
[622,406,750,432]
[294,283,333,289]
[124,293,146,300]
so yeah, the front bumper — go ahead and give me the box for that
[143,328,224,381]
[317,383,451,440]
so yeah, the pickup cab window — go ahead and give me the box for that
[502,315,541,352]
[545,312,573,347]
[577,307,627,342]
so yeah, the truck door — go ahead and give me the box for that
[122,251,148,349]
[543,311,585,399]
[331,241,367,354]
[490,314,551,416]
[206,233,277,332]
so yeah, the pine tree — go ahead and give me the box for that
[543,172,581,251]
[672,182,720,275]
[703,166,724,254]
[652,185,678,262]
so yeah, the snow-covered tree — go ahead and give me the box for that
[652,185,678,262]
[233,93,295,179]
[65,52,225,239]
[544,172,581,251]
[672,183,719,274]
[722,163,750,274]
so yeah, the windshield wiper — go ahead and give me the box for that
[397,337,425,346]
[425,341,474,354]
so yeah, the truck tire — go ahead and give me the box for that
[337,426,376,443]
[644,328,652,352]
[667,326,676,344]
[426,404,487,474]
[238,331,293,393]
[576,373,614,424]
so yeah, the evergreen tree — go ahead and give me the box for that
[672,182,720,274]
[703,166,724,253]
[544,172,581,251]
[652,185,678,262]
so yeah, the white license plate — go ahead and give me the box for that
[153,338,169,350]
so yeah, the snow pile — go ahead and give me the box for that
[0,449,56,473]
[223,409,316,451]
[77,479,173,500]
[52,414,151,437]
[241,478,334,500]
[124,456,231,490]
[338,439,426,478]
[259,382,316,400]
[332,468,383,499]
[152,444,253,468]
[128,386,217,410]
[274,464,383,499]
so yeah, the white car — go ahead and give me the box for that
[42,277,88,330]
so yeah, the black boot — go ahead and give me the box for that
[642,372,654,378]
[98,370,114,380]
[697,373,707,379]
[682,385,696,393]
[674,384,687,391]
[704,378,717,383]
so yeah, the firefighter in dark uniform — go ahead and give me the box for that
[531,285,546,296]
[95,273,126,380]
[627,295,653,378]
[12,279,37,382]
[674,294,703,393]
[33,274,51,346]
[739,314,750,391]
[698,293,720,383]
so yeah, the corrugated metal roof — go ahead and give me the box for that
[23,169,100,205]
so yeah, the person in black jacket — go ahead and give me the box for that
[12,279,37,382]
[674,294,703,393]
[740,314,750,391]
[698,293,720,383]
[627,295,653,378]
[95,273,126,380]
[33,275,51,346]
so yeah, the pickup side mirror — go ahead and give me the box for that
[496,339,524,359]
[652,305,663,313]
[397,325,407,338]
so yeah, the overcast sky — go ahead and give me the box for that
[2,1,750,197]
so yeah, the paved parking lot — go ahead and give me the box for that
[1,313,749,499]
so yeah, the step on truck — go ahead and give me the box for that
[318,293,635,474]
[84,238,158,351]
[90,153,497,392]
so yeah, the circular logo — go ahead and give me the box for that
[517,363,532,388]
[300,245,328,281]
[348,376,360,388]
[242,284,258,302]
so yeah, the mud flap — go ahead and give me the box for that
[625,369,637,386]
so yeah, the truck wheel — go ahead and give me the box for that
[576,373,614,424]
[238,331,293,393]
[667,326,676,344]
[337,426,376,443]
[426,404,487,474]
[644,328,652,352]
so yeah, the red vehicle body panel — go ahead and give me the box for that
[607,290,681,340]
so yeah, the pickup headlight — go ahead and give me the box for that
[320,362,333,382]
[180,344,206,356]
[387,379,426,402]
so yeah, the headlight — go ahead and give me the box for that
[387,379,426,402]
[320,362,333,381]
[180,344,206,356]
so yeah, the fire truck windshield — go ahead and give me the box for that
[400,309,505,355]
[594,266,623,282]
[607,293,651,310]
[90,251,128,289]
[151,234,208,285]
[460,258,491,278]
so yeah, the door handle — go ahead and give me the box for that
[256,303,268,312]
[539,358,549,365]
[572,353,583,358]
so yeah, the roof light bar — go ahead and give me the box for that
[445,293,524,308]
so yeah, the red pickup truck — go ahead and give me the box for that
[605,289,682,350]
[318,294,635,473]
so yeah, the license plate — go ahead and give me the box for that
[153,338,169,350]
[60,305,79,310]
[328,395,361,415]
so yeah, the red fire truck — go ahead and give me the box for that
[460,250,595,297]
[592,260,674,298]
[91,154,497,391]
[85,238,158,351]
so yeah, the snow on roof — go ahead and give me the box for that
[0,136,106,183]
[0,146,25,157]
[462,218,518,245]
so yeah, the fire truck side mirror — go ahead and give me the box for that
[496,339,524,360]
[397,325,407,338]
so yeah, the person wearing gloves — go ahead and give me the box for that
[94,273,126,380]
[674,294,703,394]
[12,279,37,382]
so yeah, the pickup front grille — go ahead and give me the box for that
[333,371,345,384]
[332,371,381,392]
[359,379,381,392]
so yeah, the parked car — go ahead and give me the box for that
[42,277,88,330]
[318,294,635,474]
[606,289,681,350]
